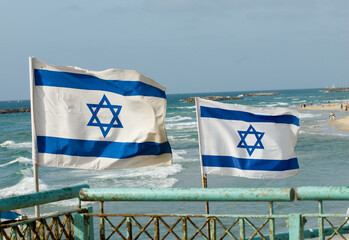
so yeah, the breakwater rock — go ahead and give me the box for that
[242,92,279,97]
[0,108,30,114]
[184,96,243,103]
[322,87,349,93]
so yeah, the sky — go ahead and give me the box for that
[0,0,348,101]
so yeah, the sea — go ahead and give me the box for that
[1,88,349,232]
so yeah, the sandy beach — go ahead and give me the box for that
[298,103,349,132]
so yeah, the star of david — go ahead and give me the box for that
[87,94,123,138]
[237,124,265,156]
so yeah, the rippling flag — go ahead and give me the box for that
[196,98,299,179]
[30,57,172,170]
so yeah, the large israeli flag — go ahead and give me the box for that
[196,98,299,179]
[30,57,172,170]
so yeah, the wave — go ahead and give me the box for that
[299,113,322,119]
[89,164,183,188]
[166,121,197,129]
[0,176,49,198]
[0,140,32,149]
[0,157,32,167]
[175,106,196,110]
[166,116,193,122]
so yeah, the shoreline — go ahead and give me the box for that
[328,116,349,132]
[298,103,348,111]
[298,103,349,132]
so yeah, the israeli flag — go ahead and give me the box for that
[30,58,172,170]
[196,98,299,179]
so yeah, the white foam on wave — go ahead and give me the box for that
[299,113,322,119]
[0,176,49,198]
[172,149,198,163]
[262,102,288,107]
[172,149,186,161]
[0,157,32,167]
[0,140,32,149]
[176,105,196,110]
[166,116,193,122]
[166,121,197,129]
[90,164,183,188]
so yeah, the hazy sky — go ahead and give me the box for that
[1,0,348,100]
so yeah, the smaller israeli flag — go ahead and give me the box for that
[0,211,21,221]
[196,98,300,179]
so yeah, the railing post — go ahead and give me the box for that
[73,207,94,240]
[318,200,324,240]
[288,214,304,240]
[100,201,105,240]
[269,202,275,240]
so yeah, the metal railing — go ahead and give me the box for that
[2,186,349,239]
[0,184,91,240]
[79,187,295,240]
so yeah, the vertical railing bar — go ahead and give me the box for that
[154,217,159,240]
[269,202,275,240]
[318,200,324,240]
[210,217,216,240]
[239,217,245,240]
[182,217,187,240]
[100,201,105,240]
[127,217,132,240]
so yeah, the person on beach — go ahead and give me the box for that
[329,112,335,120]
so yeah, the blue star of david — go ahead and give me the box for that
[237,124,265,156]
[87,95,123,137]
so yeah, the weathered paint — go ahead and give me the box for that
[0,184,89,212]
[79,187,295,202]
[296,186,349,200]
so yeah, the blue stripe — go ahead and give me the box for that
[200,106,299,126]
[37,136,172,159]
[0,211,21,220]
[34,69,166,99]
[202,155,299,171]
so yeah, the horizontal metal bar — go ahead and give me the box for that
[0,184,89,212]
[303,214,349,217]
[79,187,294,202]
[84,213,288,219]
[296,186,349,200]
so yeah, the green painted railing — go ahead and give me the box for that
[0,184,93,240]
[1,186,349,239]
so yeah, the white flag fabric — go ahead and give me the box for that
[30,57,172,170]
[196,98,299,179]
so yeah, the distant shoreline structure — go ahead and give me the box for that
[321,87,349,92]
[0,108,30,114]
[184,92,279,103]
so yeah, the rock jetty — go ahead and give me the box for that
[0,108,30,114]
[242,92,279,97]
[184,96,243,103]
[322,87,349,93]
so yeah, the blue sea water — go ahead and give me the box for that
[0,88,349,228]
